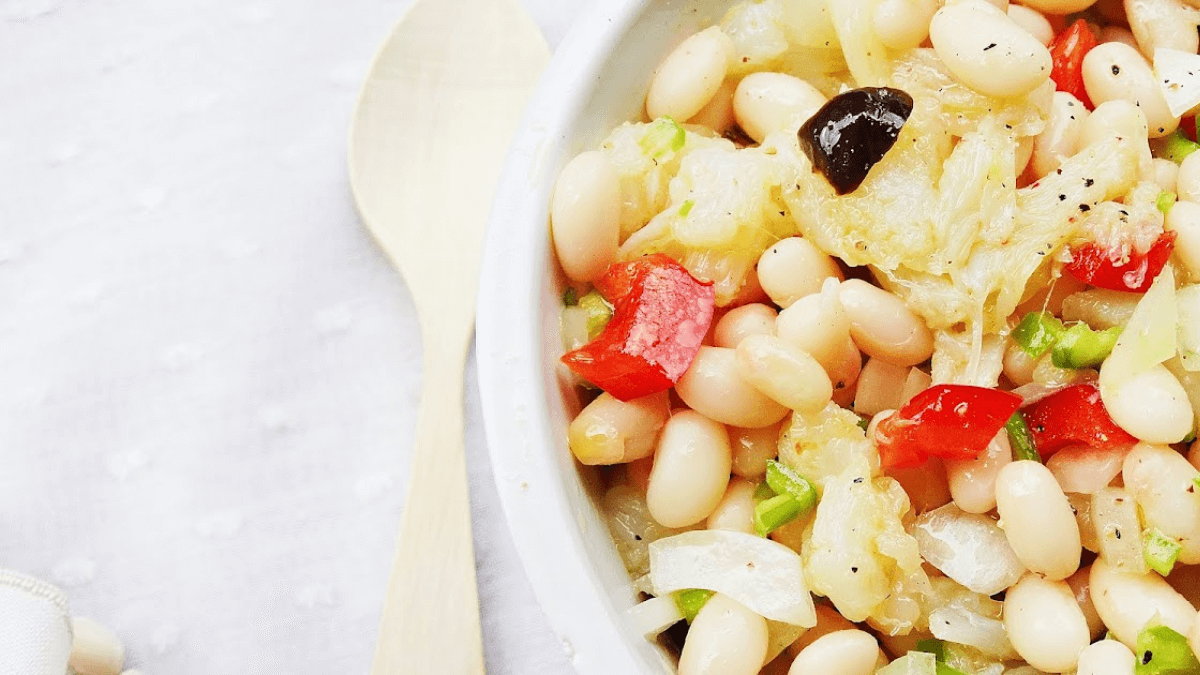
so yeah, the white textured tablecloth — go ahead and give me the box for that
[0,0,586,672]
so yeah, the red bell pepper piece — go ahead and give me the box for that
[1022,382,1136,458]
[874,385,1023,469]
[562,254,715,401]
[1048,19,1098,110]
[1065,231,1177,293]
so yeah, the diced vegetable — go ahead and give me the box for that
[649,529,817,626]
[754,494,804,537]
[1022,383,1137,458]
[1144,528,1184,577]
[778,402,880,492]
[765,460,818,511]
[1155,48,1200,118]
[576,290,613,341]
[916,639,975,675]
[878,652,937,675]
[628,596,684,637]
[1163,130,1200,164]
[798,87,915,194]
[561,254,715,401]
[1049,20,1098,109]
[562,288,578,306]
[913,504,1027,596]
[1101,266,1178,390]
[1006,412,1041,463]
[1013,312,1065,358]
[673,588,714,624]
[1065,232,1177,293]
[753,480,776,502]
[1177,285,1200,372]
[1134,624,1200,675]
[1051,323,1122,369]
[677,200,694,217]
[874,385,1022,469]
[1092,487,1149,574]
[638,117,686,160]
[1159,191,1177,215]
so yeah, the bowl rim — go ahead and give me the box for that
[475,0,656,672]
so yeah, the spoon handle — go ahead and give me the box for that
[372,330,484,674]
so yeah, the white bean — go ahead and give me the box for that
[1067,565,1107,639]
[568,391,670,465]
[69,617,125,675]
[839,280,934,367]
[690,78,737,135]
[929,0,1052,99]
[1004,574,1091,673]
[1032,92,1090,179]
[1125,0,1200,57]
[1154,156,1180,192]
[873,0,940,51]
[1102,363,1193,444]
[1017,0,1101,15]
[776,278,850,369]
[707,478,756,533]
[1076,639,1136,675]
[679,593,769,675]
[1179,152,1200,204]
[1082,42,1178,138]
[945,430,1012,514]
[1123,442,1200,564]
[1004,342,1039,387]
[736,334,833,413]
[827,337,864,394]
[788,629,880,675]
[676,346,790,428]
[1168,200,1200,277]
[758,237,843,309]
[550,151,620,282]
[1090,556,1197,648]
[995,460,1082,580]
[1099,25,1140,51]
[1007,4,1054,45]
[1080,100,1150,149]
[646,27,734,122]
[732,72,827,143]
[854,357,909,416]
[729,422,781,479]
[1046,444,1126,494]
[714,303,777,349]
[647,410,732,528]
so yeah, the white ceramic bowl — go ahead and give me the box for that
[477,0,737,672]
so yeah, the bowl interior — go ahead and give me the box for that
[477,0,738,672]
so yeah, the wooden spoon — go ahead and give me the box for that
[347,1,549,672]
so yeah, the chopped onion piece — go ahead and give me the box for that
[1046,445,1128,494]
[913,504,1026,596]
[1091,487,1148,574]
[929,606,1019,660]
[1155,48,1200,118]
[648,530,817,626]
[1178,285,1200,372]
[1012,373,1097,408]
[877,651,937,675]
[627,596,683,637]
[765,620,804,664]
[1101,267,1177,393]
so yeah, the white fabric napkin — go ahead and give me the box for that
[0,570,71,675]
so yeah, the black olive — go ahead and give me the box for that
[798,87,914,195]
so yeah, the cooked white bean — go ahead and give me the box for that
[1123,442,1200,564]
[647,410,732,527]
[1061,287,1143,330]
[69,617,125,675]
[898,367,931,406]
[690,78,737,135]
[736,334,833,413]
[995,460,1082,580]
[1007,4,1054,45]
[1102,363,1193,443]
[873,0,939,51]
[1168,200,1200,277]
[1090,557,1197,648]
[929,0,1052,99]
[826,337,864,394]
[839,280,934,367]
[1154,157,1180,192]
[714,303,777,349]
[567,391,670,465]
[707,478,756,533]
[1125,0,1200,57]
[1099,25,1140,51]
[758,237,843,309]
[854,357,909,417]
[1004,574,1091,673]
[729,422,781,479]
[1179,152,1200,204]
[1016,0,1100,15]
[1080,100,1150,149]
[776,278,850,368]
[1067,565,1107,639]
[679,593,769,675]
[1032,92,1090,179]
[550,151,620,282]
[1082,42,1178,138]
[788,629,880,675]
[676,346,790,428]
[732,72,827,143]
[945,430,1012,514]
[1076,639,1136,675]
[1004,342,1038,387]
[1047,444,1126,494]
[646,27,734,122]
